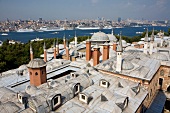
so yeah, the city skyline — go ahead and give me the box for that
[0,0,170,21]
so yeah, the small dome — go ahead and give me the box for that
[107,34,117,42]
[122,60,134,70]
[115,60,134,70]
[91,32,109,41]
[27,58,46,68]
[150,53,168,61]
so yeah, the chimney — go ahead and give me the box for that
[27,58,47,86]
[116,32,123,72]
[66,39,69,60]
[53,39,56,59]
[93,44,100,66]
[30,43,33,60]
[113,43,117,51]
[86,38,91,61]
[56,38,59,55]
[44,42,47,62]
[63,33,66,49]
[103,42,110,61]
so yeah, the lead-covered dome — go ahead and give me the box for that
[27,58,46,68]
[91,31,109,41]
[122,60,134,70]
[150,53,168,61]
[107,34,117,42]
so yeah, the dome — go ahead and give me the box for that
[107,34,117,42]
[91,32,109,41]
[27,58,46,68]
[114,59,134,70]
[150,53,168,61]
[122,60,134,70]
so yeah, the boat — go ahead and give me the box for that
[17,28,34,32]
[136,32,143,34]
[1,33,8,36]
[103,26,113,29]
[76,25,100,30]
[31,38,44,42]
[37,26,64,32]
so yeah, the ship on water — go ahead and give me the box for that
[17,28,34,32]
[37,26,64,32]
[76,25,101,30]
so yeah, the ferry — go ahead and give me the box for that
[31,38,44,42]
[1,33,8,36]
[37,26,64,32]
[136,32,143,34]
[103,26,113,29]
[17,28,34,32]
[76,25,100,30]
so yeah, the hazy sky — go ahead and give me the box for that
[0,0,170,21]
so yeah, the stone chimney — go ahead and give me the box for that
[86,38,91,61]
[113,43,117,51]
[27,58,47,86]
[56,38,59,55]
[53,39,56,59]
[103,42,110,61]
[30,43,33,60]
[66,39,69,60]
[93,44,100,66]
[43,42,47,62]
[63,34,66,49]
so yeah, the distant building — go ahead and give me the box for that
[118,17,121,23]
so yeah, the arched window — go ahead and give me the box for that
[35,72,38,76]
[51,94,61,111]
[30,72,32,75]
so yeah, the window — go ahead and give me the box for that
[30,72,32,75]
[42,71,43,74]
[35,72,38,76]
[75,85,79,92]
[100,80,109,88]
[102,81,106,85]
[82,95,85,100]
[54,97,58,105]
[159,78,163,86]
[51,94,61,111]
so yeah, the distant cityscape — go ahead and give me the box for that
[0,17,169,32]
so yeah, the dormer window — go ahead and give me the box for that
[51,94,61,111]
[99,79,109,88]
[17,93,22,103]
[131,84,140,95]
[79,93,92,104]
[70,72,78,78]
[17,92,29,109]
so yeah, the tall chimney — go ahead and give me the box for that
[144,28,148,54]
[53,39,56,59]
[44,42,47,62]
[149,28,154,55]
[93,44,100,66]
[30,43,33,60]
[63,33,66,49]
[66,39,69,60]
[56,38,59,55]
[86,38,91,61]
[103,42,110,61]
[113,43,117,51]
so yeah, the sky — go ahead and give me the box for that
[0,0,170,21]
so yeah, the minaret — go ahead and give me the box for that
[53,39,56,59]
[43,42,47,62]
[86,38,91,61]
[93,44,100,66]
[111,28,114,35]
[63,33,66,49]
[74,31,77,47]
[149,28,154,55]
[66,39,69,60]
[116,32,123,72]
[56,38,59,55]
[144,28,148,54]
[30,43,33,60]
[103,42,110,61]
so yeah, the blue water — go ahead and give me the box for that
[0,26,169,43]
